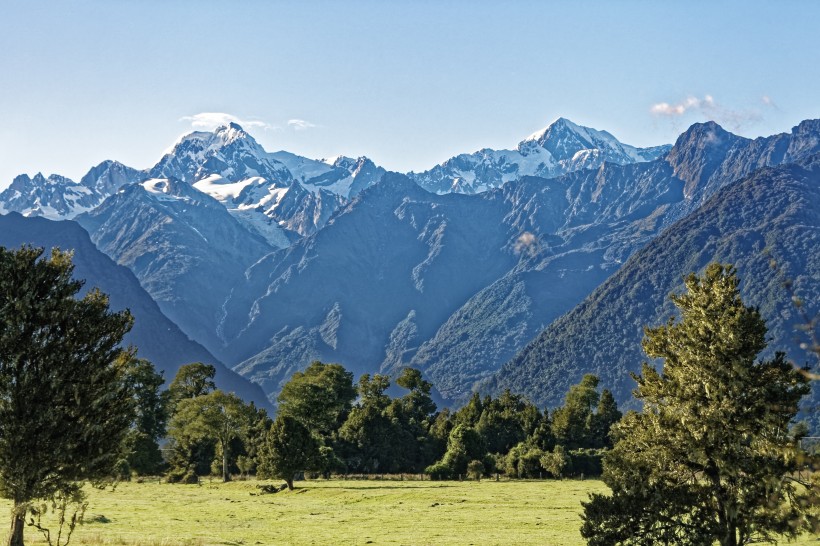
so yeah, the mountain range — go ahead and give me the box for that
[1,117,817,414]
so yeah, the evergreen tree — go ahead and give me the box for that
[587,389,621,449]
[121,357,171,475]
[258,415,319,490]
[476,390,539,454]
[0,247,135,546]
[581,264,816,545]
[338,374,398,473]
[551,374,600,449]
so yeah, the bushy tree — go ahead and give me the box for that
[476,390,539,454]
[338,374,397,473]
[168,362,216,403]
[581,264,816,545]
[258,415,319,490]
[168,390,257,482]
[121,357,171,475]
[426,425,488,479]
[551,374,600,449]
[0,247,135,546]
[277,361,356,438]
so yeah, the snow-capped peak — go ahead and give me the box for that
[166,122,260,157]
[213,122,251,147]
[322,155,350,167]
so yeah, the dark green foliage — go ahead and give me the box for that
[425,425,489,479]
[581,264,816,545]
[121,357,171,475]
[502,443,547,478]
[550,374,620,451]
[0,246,135,546]
[551,374,600,450]
[167,390,258,482]
[168,362,216,402]
[588,390,621,449]
[566,449,603,477]
[277,361,356,438]
[258,415,320,490]
[476,390,540,454]
[339,368,439,473]
[338,374,397,473]
[452,392,483,428]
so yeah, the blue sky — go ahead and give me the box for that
[1,0,818,188]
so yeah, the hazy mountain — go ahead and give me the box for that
[0,212,271,409]
[409,117,671,195]
[0,161,142,219]
[486,157,820,415]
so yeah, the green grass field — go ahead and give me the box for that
[1,479,817,546]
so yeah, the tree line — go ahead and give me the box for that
[131,360,622,489]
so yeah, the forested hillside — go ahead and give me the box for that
[487,157,820,422]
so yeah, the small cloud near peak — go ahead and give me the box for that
[287,119,317,131]
[180,112,275,131]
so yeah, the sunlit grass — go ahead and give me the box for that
[0,478,816,545]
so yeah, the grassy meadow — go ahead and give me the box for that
[2,478,816,546]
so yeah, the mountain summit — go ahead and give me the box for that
[409,118,670,194]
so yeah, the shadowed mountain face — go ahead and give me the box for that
[0,213,272,410]
[485,157,820,417]
[75,179,275,353]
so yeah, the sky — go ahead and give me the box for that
[1,0,819,189]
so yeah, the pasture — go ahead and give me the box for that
[2,479,816,545]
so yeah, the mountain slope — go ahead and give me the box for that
[220,173,521,395]
[0,212,271,409]
[486,157,820,411]
[76,178,275,355]
[412,120,820,401]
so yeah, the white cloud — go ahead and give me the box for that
[650,95,714,117]
[650,95,764,131]
[180,112,275,131]
[761,95,779,109]
[287,119,317,131]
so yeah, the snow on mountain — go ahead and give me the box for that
[0,173,98,219]
[149,122,293,186]
[2,117,668,244]
[192,174,292,248]
[0,160,143,220]
[410,117,671,195]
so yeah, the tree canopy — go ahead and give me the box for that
[0,246,135,546]
[581,263,816,545]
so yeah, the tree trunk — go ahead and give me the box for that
[7,509,24,546]
[286,478,294,490]
[719,525,738,546]
[222,443,231,483]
